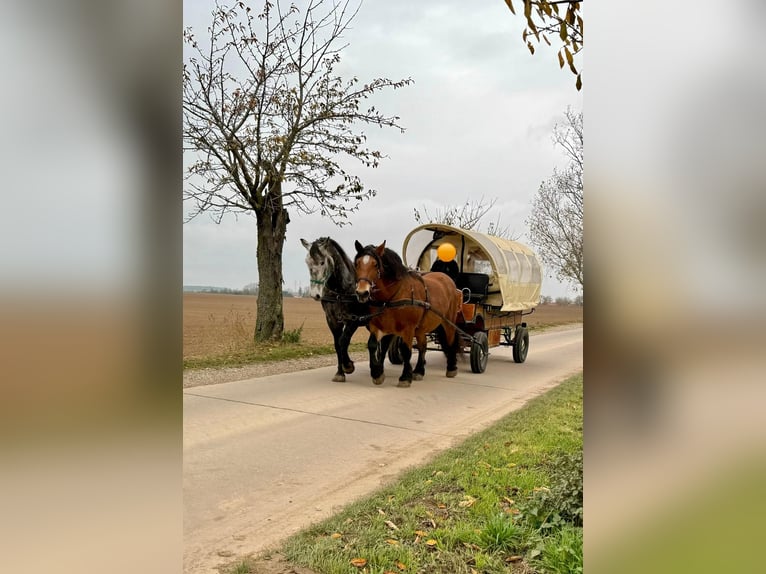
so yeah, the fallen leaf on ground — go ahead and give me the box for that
[458,496,476,508]
[506,555,523,563]
[386,539,399,545]
[378,508,386,516]
[330,532,342,539]
[350,557,367,568]
[384,520,399,530]
[414,530,427,536]
[396,562,407,570]
[425,539,438,546]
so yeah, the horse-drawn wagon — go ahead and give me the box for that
[392,223,543,373]
[302,225,542,387]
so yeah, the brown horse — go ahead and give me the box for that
[354,240,461,387]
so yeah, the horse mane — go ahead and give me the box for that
[316,237,354,275]
[357,243,411,281]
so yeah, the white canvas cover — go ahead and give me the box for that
[402,224,541,312]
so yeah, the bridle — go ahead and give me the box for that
[355,253,382,293]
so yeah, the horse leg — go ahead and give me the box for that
[339,322,358,374]
[412,332,427,381]
[368,331,387,385]
[397,331,415,387]
[330,324,347,382]
[444,325,459,378]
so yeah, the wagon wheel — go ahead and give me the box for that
[470,331,489,373]
[387,336,404,365]
[513,326,529,363]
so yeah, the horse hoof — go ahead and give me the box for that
[413,373,424,381]
[373,374,385,385]
[397,380,412,388]
[332,374,346,383]
[343,362,355,374]
[446,369,458,378]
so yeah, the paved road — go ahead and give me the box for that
[184,326,582,573]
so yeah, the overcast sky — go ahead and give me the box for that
[182,0,583,298]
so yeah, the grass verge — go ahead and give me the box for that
[184,341,368,370]
[229,373,583,574]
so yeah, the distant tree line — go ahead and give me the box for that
[191,283,310,297]
[540,294,583,306]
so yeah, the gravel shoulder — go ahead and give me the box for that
[183,351,370,388]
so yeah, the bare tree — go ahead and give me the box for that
[183,0,411,341]
[413,196,517,239]
[527,108,583,289]
[503,1,583,90]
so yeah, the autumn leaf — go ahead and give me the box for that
[350,557,367,568]
[330,532,342,539]
[425,539,438,547]
[414,530,427,537]
[396,562,407,571]
[458,496,476,508]
[384,519,399,530]
[386,539,399,545]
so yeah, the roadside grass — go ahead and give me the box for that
[183,341,368,370]
[235,373,582,574]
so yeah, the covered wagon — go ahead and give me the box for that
[398,223,543,373]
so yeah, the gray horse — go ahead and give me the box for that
[301,237,371,382]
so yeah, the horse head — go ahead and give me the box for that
[301,237,334,301]
[354,240,388,302]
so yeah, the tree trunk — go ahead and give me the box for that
[254,185,289,342]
